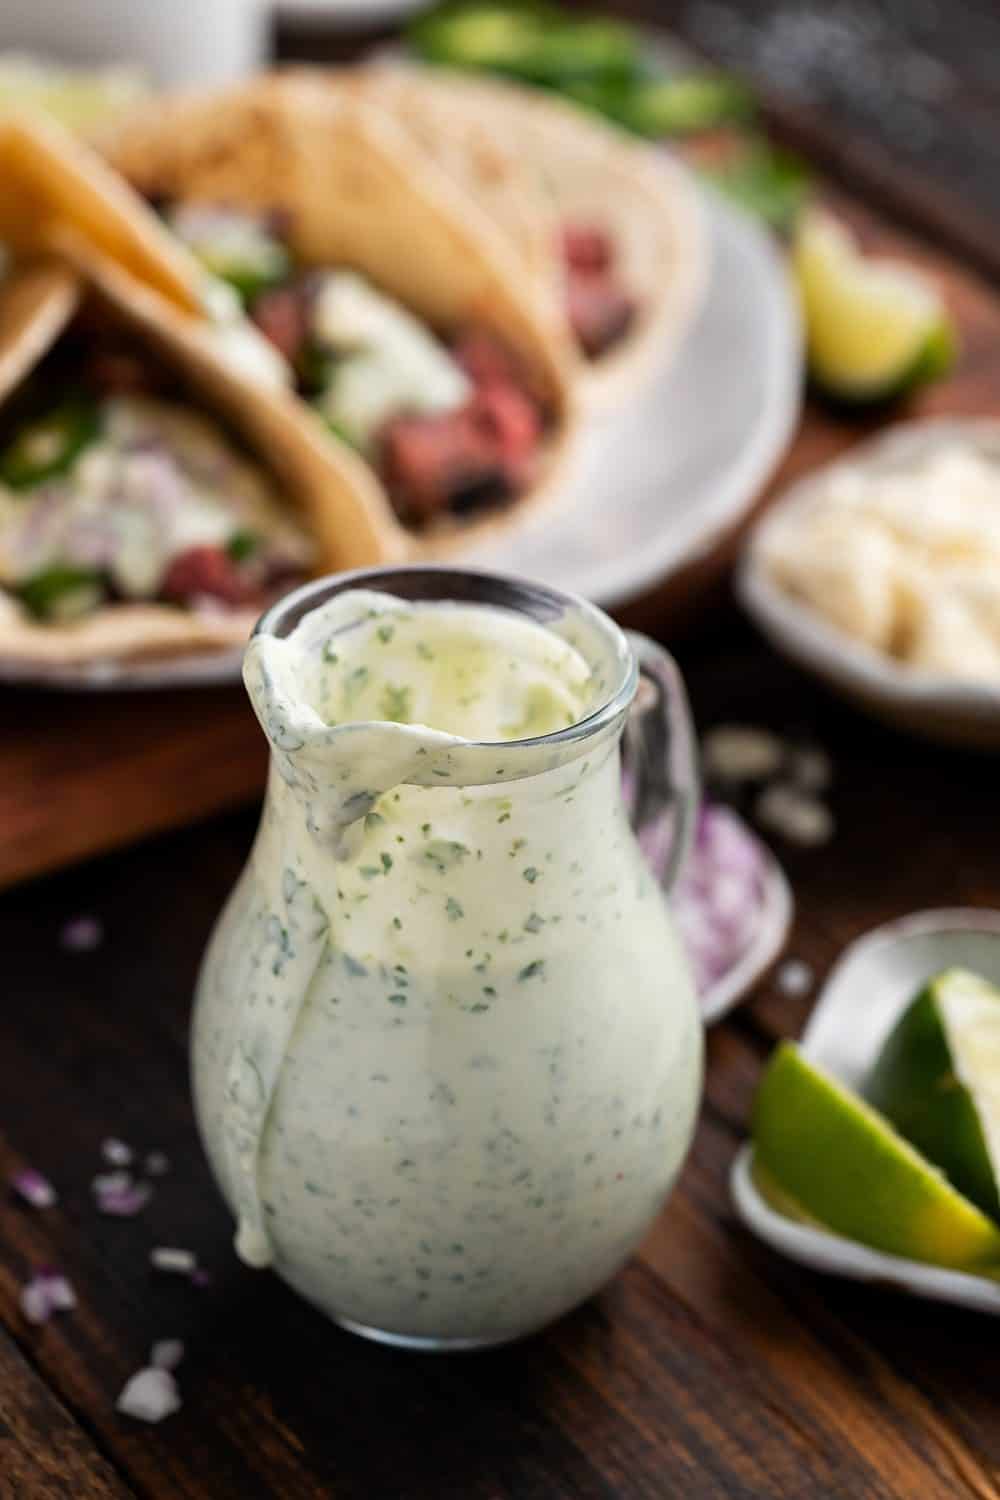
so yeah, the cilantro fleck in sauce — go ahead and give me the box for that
[192,588,701,1346]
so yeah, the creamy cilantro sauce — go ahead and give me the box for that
[193,588,701,1343]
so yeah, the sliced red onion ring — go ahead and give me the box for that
[116,1366,181,1423]
[11,1168,57,1209]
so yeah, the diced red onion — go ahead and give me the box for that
[150,1247,197,1275]
[11,1168,57,1209]
[20,1269,75,1325]
[20,1279,51,1325]
[116,1366,181,1423]
[40,1271,76,1311]
[145,1151,170,1176]
[151,1339,185,1371]
[102,1138,133,1167]
[673,802,769,998]
[60,916,103,952]
[96,1181,153,1217]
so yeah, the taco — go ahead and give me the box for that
[0,256,397,666]
[308,63,707,407]
[103,82,578,554]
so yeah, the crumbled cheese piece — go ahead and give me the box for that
[702,725,786,782]
[755,783,834,847]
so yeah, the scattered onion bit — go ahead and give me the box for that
[20,1269,75,1325]
[145,1151,170,1176]
[116,1365,181,1424]
[11,1167,57,1208]
[702,725,786,783]
[102,1137,133,1167]
[94,1176,153,1217]
[60,915,103,952]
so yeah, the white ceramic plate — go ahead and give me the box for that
[732,908,1000,1314]
[1,187,800,691]
[739,419,1000,748]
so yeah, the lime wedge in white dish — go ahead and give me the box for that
[793,210,956,403]
[732,909,1000,1314]
[866,969,1000,1220]
[753,1041,1000,1271]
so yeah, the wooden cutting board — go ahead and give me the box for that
[3,194,1000,893]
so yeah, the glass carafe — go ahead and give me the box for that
[192,567,703,1349]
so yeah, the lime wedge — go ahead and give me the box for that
[793,210,956,403]
[0,56,149,134]
[753,1041,1000,1270]
[866,969,1000,1220]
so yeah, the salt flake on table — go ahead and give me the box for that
[102,1138,133,1167]
[151,1339,185,1371]
[60,916,103,952]
[11,1168,57,1208]
[702,725,786,783]
[755,783,834,847]
[150,1247,197,1275]
[777,958,815,998]
[117,1365,181,1423]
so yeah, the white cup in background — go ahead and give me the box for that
[1,0,268,85]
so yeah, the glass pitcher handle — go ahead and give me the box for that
[621,631,700,897]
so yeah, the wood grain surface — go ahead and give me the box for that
[4,631,1000,1500]
[5,7,1000,1498]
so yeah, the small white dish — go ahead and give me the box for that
[699,837,793,1026]
[739,419,1000,749]
[732,908,1000,1313]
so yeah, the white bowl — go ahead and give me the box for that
[739,419,1000,748]
[731,908,1000,1314]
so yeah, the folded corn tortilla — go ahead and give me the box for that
[0,257,399,666]
[102,80,580,558]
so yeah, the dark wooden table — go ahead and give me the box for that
[6,8,1000,1499]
